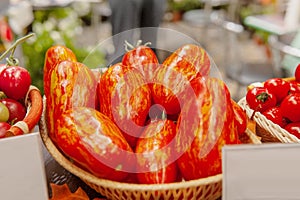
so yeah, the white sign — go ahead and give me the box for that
[0,132,48,200]
[223,143,300,200]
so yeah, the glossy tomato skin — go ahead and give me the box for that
[152,44,210,115]
[55,107,134,181]
[135,119,178,184]
[295,63,300,82]
[0,98,26,124]
[264,78,290,103]
[262,106,287,128]
[43,45,77,97]
[99,63,152,149]
[46,60,97,143]
[280,93,300,122]
[176,77,238,180]
[122,45,159,84]
[289,80,300,94]
[0,66,31,100]
[0,122,11,138]
[284,122,300,139]
[231,99,247,135]
[246,87,277,112]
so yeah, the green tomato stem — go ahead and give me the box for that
[0,33,35,65]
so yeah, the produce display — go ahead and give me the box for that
[0,34,42,138]
[245,64,300,139]
[43,40,251,188]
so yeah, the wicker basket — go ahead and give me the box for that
[39,97,260,200]
[238,97,300,143]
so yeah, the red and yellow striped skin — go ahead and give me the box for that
[175,77,239,180]
[43,45,77,97]
[152,44,211,115]
[45,60,97,143]
[98,63,152,149]
[135,119,179,184]
[55,107,134,181]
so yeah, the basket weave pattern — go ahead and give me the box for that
[39,97,262,199]
[238,97,300,143]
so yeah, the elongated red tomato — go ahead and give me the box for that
[98,63,152,149]
[176,76,238,180]
[55,107,134,181]
[135,119,178,184]
[43,45,77,97]
[46,60,97,143]
[122,44,159,84]
[152,44,210,115]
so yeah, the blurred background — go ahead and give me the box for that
[0,0,299,100]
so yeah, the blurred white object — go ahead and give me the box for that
[7,0,34,35]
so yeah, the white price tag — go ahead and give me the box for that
[223,143,300,200]
[0,132,48,200]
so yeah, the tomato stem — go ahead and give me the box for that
[124,40,152,51]
[0,33,35,65]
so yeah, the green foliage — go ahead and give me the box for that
[22,7,106,94]
[167,0,203,12]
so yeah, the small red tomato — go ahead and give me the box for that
[0,98,26,124]
[280,93,300,122]
[284,122,300,139]
[0,66,31,100]
[295,63,300,82]
[264,78,290,103]
[0,122,11,138]
[289,80,300,94]
[246,87,277,112]
[262,106,287,128]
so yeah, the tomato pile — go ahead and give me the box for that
[246,64,300,139]
[44,42,247,184]
[0,33,43,138]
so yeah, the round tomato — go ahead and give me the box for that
[0,102,9,122]
[0,122,11,138]
[284,122,300,139]
[280,93,300,122]
[264,78,290,103]
[295,63,300,82]
[289,80,300,94]
[246,87,277,112]
[262,106,287,128]
[0,98,26,124]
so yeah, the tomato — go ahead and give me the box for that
[175,77,238,180]
[0,102,9,122]
[99,63,152,149]
[284,122,300,139]
[231,99,247,135]
[0,98,26,124]
[43,45,77,97]
[0,66,31,100]
[55,107,134,181]
[246,87,277,112]
[264,78,290,103]
[280,93,300,122]
[152,44,210,115]
[0,122,11,138]
[289,80,300,94]
[45,60,97,143]
[262,106,287,128]
[122,44,159,85]
[295,63,300,82]
[135,119,178,184]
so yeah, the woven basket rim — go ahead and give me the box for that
[238,97,300,143]
[39,96,223,192]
